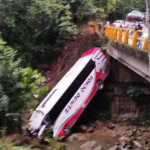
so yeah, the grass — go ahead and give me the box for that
[0,141,39,150]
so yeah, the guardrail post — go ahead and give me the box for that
[132,31,138,47]
[143,36,148,50]
[110,28,113,38]
[123,30,129,44]
[117,29,123,42]
[105,27,109,36]
[113,29,117,40]
[111,28,115,39]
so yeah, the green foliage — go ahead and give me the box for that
[0,0,146,64]
[108,0,146,21]
[0,37,49,133]
[126,110,150,126]
[70,0,120,22]
[28,0,77,43]
[127,86,143,99]
[43,137,67,150]
[0,0,77,64]
[43,128,53,138]
[96,111,111,122]
[0,141,39,150]
[0,127,7,138]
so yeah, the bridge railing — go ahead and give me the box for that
[105,27,148,51]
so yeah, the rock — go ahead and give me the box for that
[140,128,145,132]
[108,145,121,150]
[120,141,126,148]
[88,123,96,128]
[132,128,137,133]
[95,120,104,127]
[118,136,132,145]
[130,136,136,141]
[136,130,143,136]
[79,125,88,132]
[125,144,132,149]
[126,126,131,130]
[133,140,143,148]
[93,146,102,150]
[127,130,133,137]
[79,141,102,150]
[86,127,94,133]
[65,133,92,142]
[136,137,142,140]
[107,123,115,129]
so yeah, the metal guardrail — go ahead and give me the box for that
[105,27,148,51]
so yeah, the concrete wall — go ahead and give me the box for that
[110,60,150,118]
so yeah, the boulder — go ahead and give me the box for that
[86,127,94,133]
[65,133,92,142]
[107,123,115,129]
[118,136,132,145]
[125,144,132,149]
[88,123,96,128]
[127,130,133,137]
[95,120,104,127]
[79,125,88,132]
[79,141,102,150]
[108,145,121,150]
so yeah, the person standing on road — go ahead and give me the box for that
[134,22,143,48]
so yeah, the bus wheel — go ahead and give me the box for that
[64,126,71,136]
[96,80,104,90]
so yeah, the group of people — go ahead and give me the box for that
[119,21,147,48]
[132,21,148,48]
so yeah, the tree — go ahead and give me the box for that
[0,0,77,64]
[108,0,146,22]
[0,36,49,133]
[69,0,120,23]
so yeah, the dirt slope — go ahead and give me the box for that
[39,30,100,88]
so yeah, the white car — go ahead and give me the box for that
[112,20,124,27]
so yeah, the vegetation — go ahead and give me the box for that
[126,110,150,126]
[0,141,38,150]
[108,0,146,21]
[0,0,148,149]
[0,36,49,134]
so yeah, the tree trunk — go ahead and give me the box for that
[146,0,150,82]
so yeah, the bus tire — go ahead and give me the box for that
[96,80,104,90]
[63,126,71,137]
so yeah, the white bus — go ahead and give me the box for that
[27,47,111,138]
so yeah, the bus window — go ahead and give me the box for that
[49,59,95,124]
[42,89,57,107]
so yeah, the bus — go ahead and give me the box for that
[27,47,111,138]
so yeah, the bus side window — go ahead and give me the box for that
[49,59,95,124]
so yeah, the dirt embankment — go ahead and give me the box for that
[37,30,100,88]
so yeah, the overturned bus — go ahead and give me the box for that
[27,47,111,138]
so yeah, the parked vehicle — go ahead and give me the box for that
[27,47,111,138]
[111,20,124,27]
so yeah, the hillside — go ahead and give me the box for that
[38,29,102,88]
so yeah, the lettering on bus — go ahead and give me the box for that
[81,76,93,92]
[65,75,93,114]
